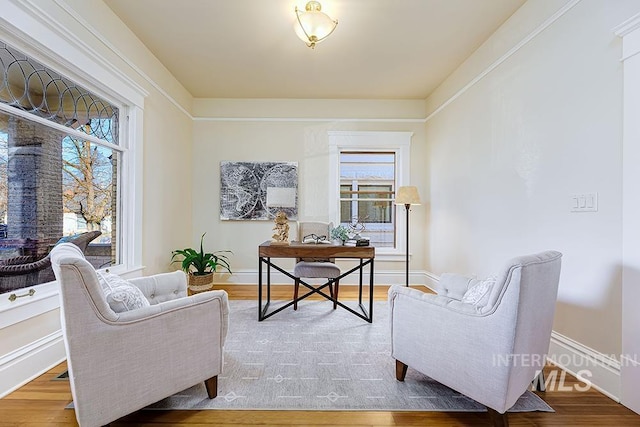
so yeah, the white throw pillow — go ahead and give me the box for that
[97,271,150,313]
[461,276,495,307]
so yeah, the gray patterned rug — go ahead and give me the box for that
[146,299,553,412]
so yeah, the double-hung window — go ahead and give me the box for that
[329,131,412,259]
[340,152,395,247]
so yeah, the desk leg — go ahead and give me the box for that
[258,256,263,321]
[267,257,271,303]
[369,258,374,323]
[354,258,374,323]
[259,257,273,321]
[358,259,364,305]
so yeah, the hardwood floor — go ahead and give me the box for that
[1,284,638,426]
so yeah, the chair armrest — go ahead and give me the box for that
[114,289,230,342]
[434,273,477,300]
[129,270,187,304]
[388,285,481,316]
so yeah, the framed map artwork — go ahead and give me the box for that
[220,161,298,220]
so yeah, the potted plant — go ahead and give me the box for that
[171,233,232,292]
[330,225,350,245]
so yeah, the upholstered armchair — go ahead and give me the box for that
[388,251,562,426]
[51,243,229,427]
[293,221,340,310]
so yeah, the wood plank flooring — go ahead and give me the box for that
[1,284,638,426]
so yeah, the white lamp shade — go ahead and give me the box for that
[395,186,421,205]
[294,1,337,47]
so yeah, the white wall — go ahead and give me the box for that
[425,0,640,397]
[618,12,640,414]
[191,99,429,283]
[60,0,195,273]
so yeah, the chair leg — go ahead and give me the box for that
[204,376,218,399]
[487,408,509,427]
[395,359,408,381]
[333,279,339,309]
[294,278,300,310]
[533,370,546,392]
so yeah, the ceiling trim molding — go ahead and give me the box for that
[48,0,192,119]
[193,117,426,123]
[0,1,147,108]
[613,12,640,37]
[424,0,582,123]
[614,13,640,63]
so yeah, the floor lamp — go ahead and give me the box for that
[395,186,421,287]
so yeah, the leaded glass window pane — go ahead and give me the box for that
[0,42,119,144]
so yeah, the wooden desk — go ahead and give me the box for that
[258,241,375,322]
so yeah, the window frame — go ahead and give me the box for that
[0,104,124,259]
[328,131,412,261]
[339,153,396,246]
[0,18,146,324]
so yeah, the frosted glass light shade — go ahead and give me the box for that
[395,186,421,205]
[294,1,338,49]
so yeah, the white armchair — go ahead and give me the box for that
[388,251,562,426]
[51,243,229,427]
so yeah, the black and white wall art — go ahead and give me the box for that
[220,161,298,220]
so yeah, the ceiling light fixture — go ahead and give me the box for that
[294,1,338,49]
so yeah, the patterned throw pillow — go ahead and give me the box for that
[461,276,496,307]
[97,271,150,313]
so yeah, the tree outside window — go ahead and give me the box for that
[62,122,114,236]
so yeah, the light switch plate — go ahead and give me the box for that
[570,193,598,212]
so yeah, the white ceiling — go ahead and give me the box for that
[104,0,526,100]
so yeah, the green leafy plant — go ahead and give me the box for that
[171,233,232,276]
[330,225,350,242]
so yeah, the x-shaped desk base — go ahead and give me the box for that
[258,256,375,322]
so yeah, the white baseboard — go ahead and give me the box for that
[219,269,432,287]
[0,330,66,398]
[548,331,621,401]
[424,271,439,291]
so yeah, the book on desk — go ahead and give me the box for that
[344,237,370,247]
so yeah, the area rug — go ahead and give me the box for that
[144,299,553,413]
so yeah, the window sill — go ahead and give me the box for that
[103,264,145,278]
[0,264,145,329]
[374,252,411,262]
[0,281,60,329]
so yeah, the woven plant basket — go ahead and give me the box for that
[188,272,214,294]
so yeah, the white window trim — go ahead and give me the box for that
[328,131,413,261]
[0,4,145,322]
